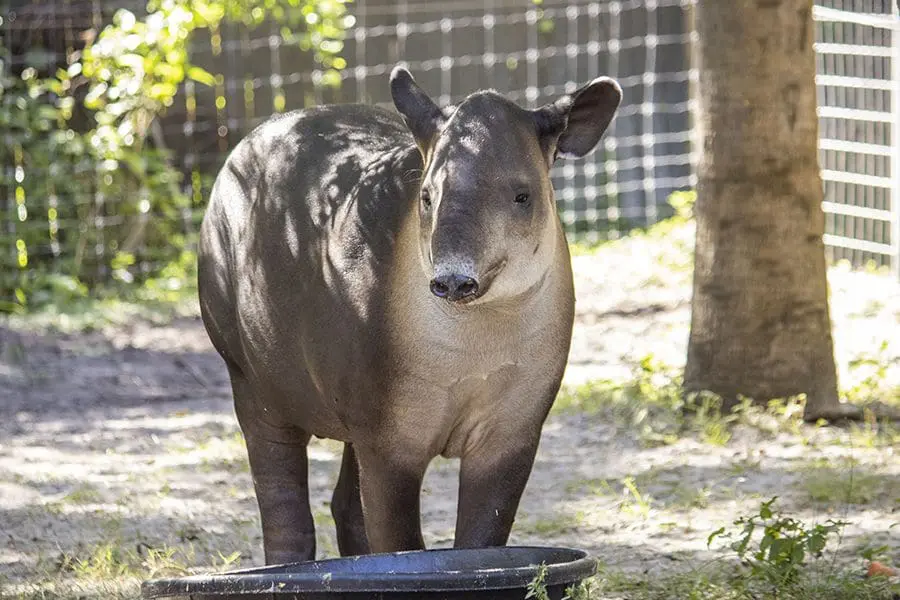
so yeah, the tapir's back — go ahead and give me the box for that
[198,104,423,435]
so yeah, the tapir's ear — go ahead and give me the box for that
[533,77,622,160]
[390,66,445,155]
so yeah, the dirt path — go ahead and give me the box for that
[2,224,898,594]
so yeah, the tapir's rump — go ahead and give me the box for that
[197,67,621,561]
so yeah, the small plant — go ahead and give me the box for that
[526,563,595,600]
[525,563,551,600]
[62,483,103,505]
[844,341,900,406]
[801,459,896,506]
[620,476,654,518]
[708,497,848,589]
[562,574,597,600]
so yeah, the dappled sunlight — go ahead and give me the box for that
[2,219,898,592]
[507,410,899,575]
[564,220,900,406]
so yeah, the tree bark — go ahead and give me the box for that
[685,0,844,421]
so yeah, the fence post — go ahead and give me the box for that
[893,1,900,280]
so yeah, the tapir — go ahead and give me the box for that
[198,66,622,564]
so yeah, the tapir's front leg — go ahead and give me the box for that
[453,431,542,548]
[354,443,430,553]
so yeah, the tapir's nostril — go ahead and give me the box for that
[456,278,478,297]
[430,274,479,302]
[430,279,450,298]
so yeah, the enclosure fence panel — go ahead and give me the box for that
[1,0,899,301]
[169,0,695,242]
[813,1,900,277]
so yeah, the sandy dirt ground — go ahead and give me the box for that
[1,224,898,594]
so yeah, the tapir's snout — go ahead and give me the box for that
[430,273,479,303]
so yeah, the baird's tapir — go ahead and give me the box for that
[198,66,622,563]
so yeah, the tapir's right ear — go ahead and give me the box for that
[390,66,445,155]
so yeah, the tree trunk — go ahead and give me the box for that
[685,0,844,421]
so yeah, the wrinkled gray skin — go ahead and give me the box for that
[198,67,621,563]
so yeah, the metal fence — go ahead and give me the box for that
[815,1,899,275]
[2,0,899,295]
[167,0,695,240]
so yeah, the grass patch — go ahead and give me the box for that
[800,460,898,506]
[61,484,103,505]
[592,565,898,600]
[553,354,781,447]
[593,498,899,599]
[519,514,583,537]
[844,341,900,408]
[555,350,900,451]
[2,539,244,600]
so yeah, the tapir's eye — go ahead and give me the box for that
[514,192,530,204]
[421,189,432,210]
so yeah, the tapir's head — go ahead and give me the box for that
[391,67,621,305]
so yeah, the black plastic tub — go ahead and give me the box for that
[141,546,597,600]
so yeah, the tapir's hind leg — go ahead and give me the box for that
[331,444,371,556]
[230,370,316,564]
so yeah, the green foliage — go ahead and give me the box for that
[594,563,898,600]
[525,563,551,600]
[844,340,900,406]
[708,497,848,589]
[800,458,898,506]
[620,475,654,518]
[2,0,352,313]
[594,567,746,600]
[525,563,596,600]
[8,540,244,599]
[554,354,743,446]
[568,189,696,256]
[0,46,188,311]
[597,499,896,599]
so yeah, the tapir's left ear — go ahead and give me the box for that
[390,66,446,156]
[533,77,622,160]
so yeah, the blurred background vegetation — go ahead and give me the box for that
[1,0,352,312]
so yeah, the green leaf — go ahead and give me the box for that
[790,543,805,565]
[759,497,777,519]
[186,66,216,86]
[807,533,824,553]
[706,527,725,548]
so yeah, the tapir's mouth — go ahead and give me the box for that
[480,259,506,289]
[460,258,506,304]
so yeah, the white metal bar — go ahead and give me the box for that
[816,74,894,91]
[822,201,893,222]
[642,0,659,224]
[892,1,900,279]
[814,43,893,58]
[816,106,894,123]
[813,5,899,30]
[820,169,893,189]
[818,138,893,157]
[823,234,895,255]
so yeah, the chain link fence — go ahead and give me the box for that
[1,0,898,300]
